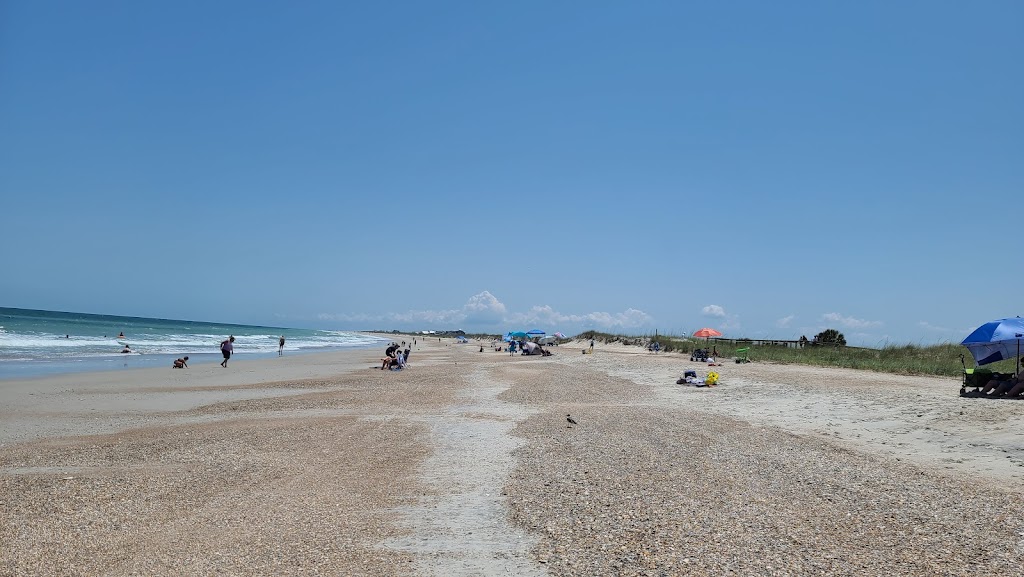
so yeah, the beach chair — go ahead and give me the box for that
[734,347,750,363]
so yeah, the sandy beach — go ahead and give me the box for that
[2,337,1023,576]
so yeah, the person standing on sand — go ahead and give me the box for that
[278,335,285,356]
[590,338,595,353]
[220,336,235,367]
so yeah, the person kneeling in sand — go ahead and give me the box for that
[381,344,399,370]
[385,349,405,370]
[173,356,189,369]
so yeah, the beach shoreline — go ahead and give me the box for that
[0,307,392,380]
[2,336,1022,575]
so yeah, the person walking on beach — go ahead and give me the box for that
[589,338,595,354]
[220,336,235,367]
[278,335,285,356]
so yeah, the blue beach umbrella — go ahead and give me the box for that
[527,329,545,336]
[510,331,528,339]
[961,316,1024,373]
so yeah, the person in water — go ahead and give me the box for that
[121,345,131,353]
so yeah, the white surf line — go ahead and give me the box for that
[384,366,546,577]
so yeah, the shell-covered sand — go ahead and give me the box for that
[2,338,1022,576]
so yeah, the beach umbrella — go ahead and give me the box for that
[691,328,722,339]
[961,317,1024,373]
[510,331,528,338]
[553,332,567,339]
[527,329,545,336]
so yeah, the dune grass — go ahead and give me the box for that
[576,331,1019,379]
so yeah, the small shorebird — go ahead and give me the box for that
[566,414,578,428]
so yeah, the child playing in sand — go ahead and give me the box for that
[173,356,188,369]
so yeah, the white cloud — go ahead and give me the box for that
[918,320,974,335]
[507,305,652,330]
[777,315,795,328]
[462,291,507,323]
[386,308,465,325]
[821,312,883,329]
[464,291,506,315]
[323,291,505,327]
[319,291,654,333]
[702,305,726,317]
[317,308,465,326]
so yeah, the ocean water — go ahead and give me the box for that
[0,307,389,379]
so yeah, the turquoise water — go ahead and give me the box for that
[0,307,388,378]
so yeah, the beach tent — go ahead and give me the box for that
[521,341,541,355]
[456,335,468,343]
[962,317,1024,373]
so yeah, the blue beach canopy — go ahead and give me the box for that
[961,317,1024,367]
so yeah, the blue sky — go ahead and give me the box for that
[1,1,1021,347]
